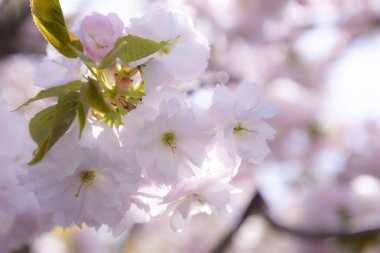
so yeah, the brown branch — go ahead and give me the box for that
[211,192,380,253]
[210,193,264,253]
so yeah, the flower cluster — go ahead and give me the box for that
[19,1,277,234]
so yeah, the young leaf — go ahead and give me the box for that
[68,43,96,67]
[77,101,88,137]
[119,35,169,64]
[80,78,120,126]
[97,39,128,69]
[31,0,82,58]
[28,92,80,165]
[14,80,82,111]
[81,78,113,114]
[49,92,79,145]
[29,105,57,145]
[28,138,50,166]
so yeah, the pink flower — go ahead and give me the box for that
[210,83,277,164]
[134,97,215,185]
[163,176,234,232]
[126,9,210,92]
[80,12,124,62]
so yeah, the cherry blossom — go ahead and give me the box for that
[131,94,215,185]
[6,3,282,245]
[80,12,124,62]
[126,9,210,91]
[34,45,85,89]
[210,82,277,164]
[21,127,141,230]
[163,176,234,232]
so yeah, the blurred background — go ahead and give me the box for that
[1,0,380,252]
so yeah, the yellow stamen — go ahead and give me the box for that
[233,122,257,135]
[75,170,96,197]
[161,131,177,153]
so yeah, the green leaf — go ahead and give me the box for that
[31,0,82,58]
[28,92,80,165]
[119,35,169,64]
[68,43,96,67]
[29,105,57,145]
[81,78,114,114]
[49,92,79,145]
[14,80,82,111]
[77,101,88,137]
[97,38,128,69]
[28,139,50,166]
[80,78,120,126]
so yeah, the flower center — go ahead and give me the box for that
[161,131,177,153]
[75,170,96,197]
[233,122,257,135]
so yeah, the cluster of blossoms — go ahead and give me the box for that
[18,1,277,235]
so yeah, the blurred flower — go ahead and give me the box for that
[210,82,277,164]
[34,45,85,89]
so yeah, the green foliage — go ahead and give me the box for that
[28,92,80,165]
[119,35,169,64]
[14,80,82,111]
[69,35,169,69]
[77,101,88,137]
[68,44,96,67]
[29,105,57,145]
[81,78,120,125]
[26,2,173,163]
[97,39,128,69]
[30,0,82,58]
[81,79,112,114]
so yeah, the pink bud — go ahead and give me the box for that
[80,12,124,62]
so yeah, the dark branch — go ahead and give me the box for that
[210,193,265,253]
[211,192,380,253]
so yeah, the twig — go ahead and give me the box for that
[210,193,264,253]
[211,192,380,253]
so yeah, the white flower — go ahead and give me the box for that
[120,87,188,152]
[0,96,34,161]
[0,56,45,116]
[0,156,52,253]
[0,157,22,237]
[22,127,141,230]
[126,9,210,92]
[210,82,277,164]
[121,88,215,185]
[163,176,234,232]
[34,45,85,89]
